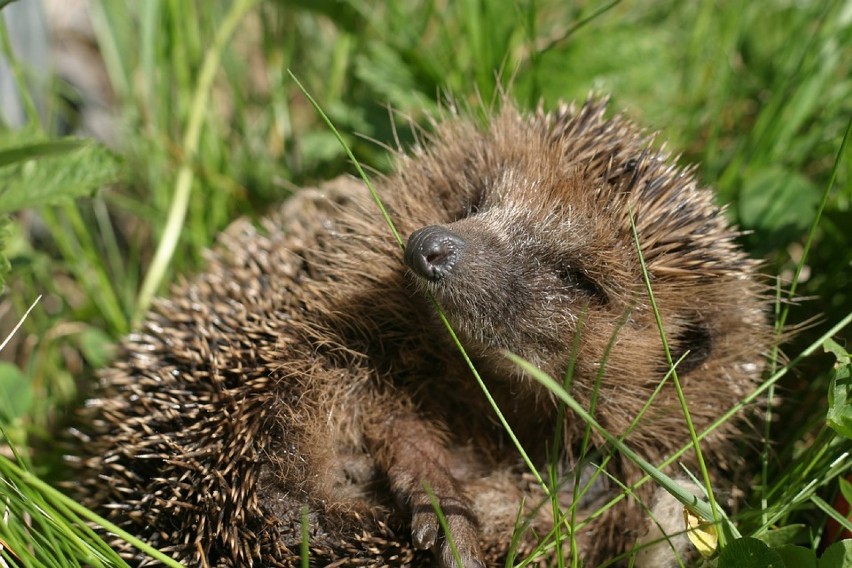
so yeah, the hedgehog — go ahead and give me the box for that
[71,98,770,568]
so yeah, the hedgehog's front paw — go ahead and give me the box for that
[370,415,485,567]
[409,489,483,568]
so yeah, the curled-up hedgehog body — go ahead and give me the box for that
[73,99,771,567]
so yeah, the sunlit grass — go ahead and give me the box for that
[0,0,849,565]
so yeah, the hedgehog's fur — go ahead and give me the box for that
[72,99,770,567]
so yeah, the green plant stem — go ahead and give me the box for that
[423,482,464,568]
[508,353,722,526]
[759,437,849,531]
[436,307,550,494]
[133,0,259,326]
[61,204,128,333]
[0,15,40,126]
[288,71,404,248]
[628,206,724,544]
[292,73,549,495]
[762,115,851,524]
[592,310,852,526]
[0,295,40,353]
[300,506,309,568]
[761,280,784,524]
[811,494,852,535]
[780,115,851,327]
[0,455,185,568]
[88,1,131,102]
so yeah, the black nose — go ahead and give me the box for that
[404,225,466,281]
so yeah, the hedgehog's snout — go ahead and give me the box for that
[404,225,466,282]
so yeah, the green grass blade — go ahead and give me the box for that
[133,0,260,326]
[627,204,724,544]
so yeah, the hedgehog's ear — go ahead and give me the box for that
[669,321,712,375]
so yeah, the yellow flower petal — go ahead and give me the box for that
[684,507,719,557]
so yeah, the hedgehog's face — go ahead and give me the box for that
[404,200,610,373]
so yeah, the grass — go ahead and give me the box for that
[0,0,850,566]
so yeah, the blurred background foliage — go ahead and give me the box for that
[0,0,849,566]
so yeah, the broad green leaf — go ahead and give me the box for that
[757,524,810,548]
[0,141,123,214]
[826,338,852,364]
[0,362,33,422]
[776,545,817,568]
[273,0,364,33]
[297,130,347,171]
[78,327,116,368]
[738,166,819,234]
[717,537,786,568]
[0,139,87,168]
[826,339,852,439]
[820,540,852,568]
[354,41,434,111]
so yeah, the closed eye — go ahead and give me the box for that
[464,182,488,217]
[557,267,608,305]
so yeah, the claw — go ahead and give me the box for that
[412,517,438,549]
